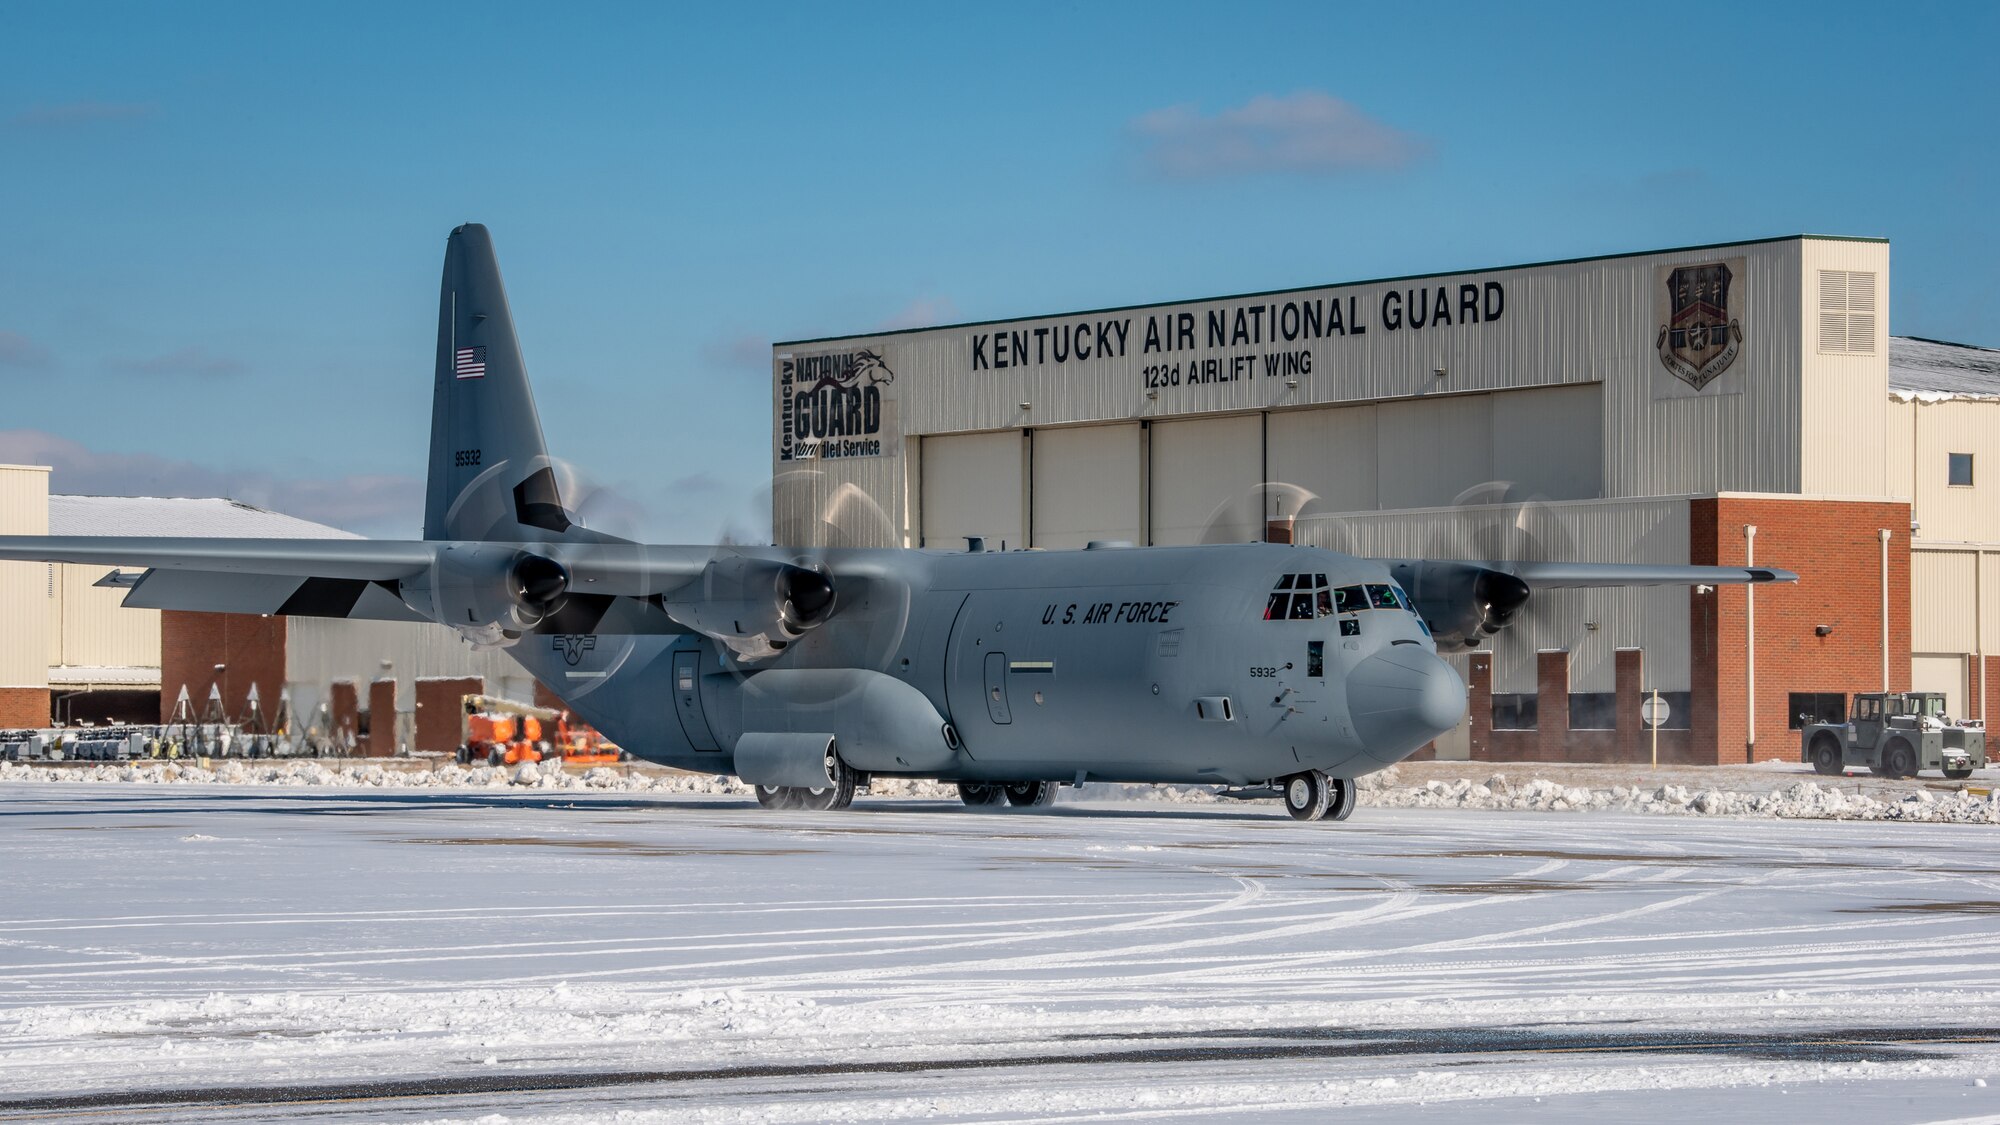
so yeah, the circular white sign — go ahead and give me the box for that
[1641,697,1670,728]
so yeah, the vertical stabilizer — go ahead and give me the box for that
[424,223,578,542]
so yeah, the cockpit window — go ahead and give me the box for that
[1267,574,1417,622]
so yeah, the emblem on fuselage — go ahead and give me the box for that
[552,633,598,666]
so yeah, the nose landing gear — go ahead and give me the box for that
[1281,771,1355,822]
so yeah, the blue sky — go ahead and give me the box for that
[1,2,1993,538]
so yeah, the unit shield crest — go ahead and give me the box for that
[1655,262,1744,391]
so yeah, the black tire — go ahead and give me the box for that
[1944,766,1973,780]
[1003,781,1058,808]
[1809,736,1843,776]
[455,746,470,765]
[1282,771,1331,821]
[794,750,858,811]
[958,782,1007,807]
[1323,776,1356,822]
[754,784,797,810]
[1883,739,1918,780]
[487,748,505,768]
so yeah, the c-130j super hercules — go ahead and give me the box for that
[0,226,1796,821]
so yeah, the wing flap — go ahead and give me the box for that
[122,569,430,622]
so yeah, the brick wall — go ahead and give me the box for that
[1690,497,1911,765]
[1467,652,1493,759]
[366,679,398,757]
[1463,647,1694,764]
[533,679,565,712]
[415,677,483,755]
[329,680,359,754]
[159,611,287,727]
[0,687,47,727]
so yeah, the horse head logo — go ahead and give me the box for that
[854,348,894,386]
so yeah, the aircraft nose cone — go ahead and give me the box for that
[1347,645,1466,763]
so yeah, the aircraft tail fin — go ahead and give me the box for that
[424,223,585,543]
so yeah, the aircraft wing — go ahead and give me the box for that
[1499,561,1797,588]
[0,535,722,623]
[1371,558,1794,588]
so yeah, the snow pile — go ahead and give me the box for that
[1358,769,2000,824]
[1,759,1992,823]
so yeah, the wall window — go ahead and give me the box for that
[1492,694,1538,730]
[1788,692,1847,729]
[1568,693,1617,730]
[1655,691,1693,730]
[1949,452,1974,487]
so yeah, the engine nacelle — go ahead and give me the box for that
[1387,561,1532,648]
[399,544,570,648]
[660,556,838,662]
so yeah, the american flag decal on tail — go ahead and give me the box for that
[454,345,487,379]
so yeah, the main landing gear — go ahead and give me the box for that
[958,780,1059,809]
[753,748,858,811]
[1281,771,1355,822]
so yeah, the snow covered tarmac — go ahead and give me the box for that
[2,784,1997,1123]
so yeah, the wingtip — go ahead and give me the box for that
[1748,567,1799,583]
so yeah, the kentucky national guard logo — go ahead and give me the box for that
[1656,262,1744,391]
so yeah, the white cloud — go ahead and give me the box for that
[0,429,421,538]
[1131,91,1427,179]
[0,331,54,371]
[878,295,958,331]
[702,333,772,371]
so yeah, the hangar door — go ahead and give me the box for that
[1149,414,1262,545]
[1032,423,1142,549]
[1911,654,1968,719]
[921,431,1026,550]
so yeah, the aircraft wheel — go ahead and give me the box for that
[754,784,798,810]
[1883,739,1918,780]
[1003,781,1057,808]
[1944,766,1973,780]
[794,753,858,811]
[1809,736,1843,776]
[958,782,1007,807]
[1321,776,1356,822]
[1282,772,1331,821]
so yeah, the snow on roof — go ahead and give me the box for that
[1889,336,2000,402]
[48,496,361,539]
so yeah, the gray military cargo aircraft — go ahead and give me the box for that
[0,226,1794,820]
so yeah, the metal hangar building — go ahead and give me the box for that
[771,235,2000,765]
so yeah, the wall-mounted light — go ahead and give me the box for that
[1018,401,1032,412]
[1284,378,1299,389]
[1695,584,1715,595]
[1815,624,1834,637]
[1433,367,1448,379]
[1145,390,1158,400]
[1584,621,1599,631]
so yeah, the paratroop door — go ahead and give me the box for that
[983,651,1012,724]
[672,648,719,751]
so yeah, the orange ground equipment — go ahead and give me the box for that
[455,695,627,767]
